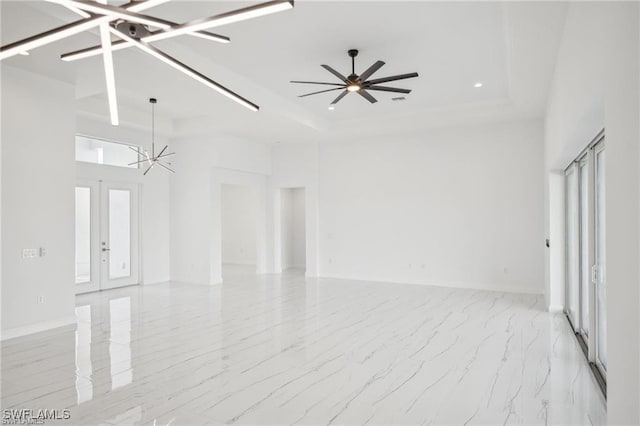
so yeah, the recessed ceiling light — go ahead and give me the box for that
[474,82,483,88]
[328,106,335,110]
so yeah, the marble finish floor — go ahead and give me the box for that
[2,269,605,425]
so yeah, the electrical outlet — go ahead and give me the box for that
[39,247,47,257]
[37,295,45,304]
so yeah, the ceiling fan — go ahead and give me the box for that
[291,49,419,105]
[0,0,295,124]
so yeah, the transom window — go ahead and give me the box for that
[75,135,139,169]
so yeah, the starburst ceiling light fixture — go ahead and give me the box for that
[0,0,295,124]
[129,97,175,175]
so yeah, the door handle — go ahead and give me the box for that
[102,248,111,252]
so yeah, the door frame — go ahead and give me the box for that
[593,139,606,379]
[75,179,141,294]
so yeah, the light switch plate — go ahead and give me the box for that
[22,248,38,258]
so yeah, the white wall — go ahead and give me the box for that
[221,184,257,265]
[544,2,640,423]
[318,120,544,293]
[170,135,271,285]
[1,66,76,338]
[291,188,306,269]
[280,189,293,269]
[270,142,319,276]
[280,188,306,270]
[76,117,171,285]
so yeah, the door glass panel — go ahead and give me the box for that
[566,168,579,325]
[579,162,589,335]
[596,149,606,371]
[75,187,91,284]
[109,189,131,279]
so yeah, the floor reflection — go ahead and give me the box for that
[2,268,606,425]
[109,296,132,390]
[74,304,93,404]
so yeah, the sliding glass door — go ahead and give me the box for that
[594,144,606,376]
[578,157,590,339]
[565,165,579,328]
[564,133,605,383]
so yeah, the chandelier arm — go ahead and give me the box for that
[99,21,119,125]
[46,0,172,29]
[60,0,292,61]
[143,162,156,176]
[156,152,176,159]
[156,161,176,173]
[129,158,152,166]
[0,0,169,60]
[151,101,156,157]
[61,27,230,62]
[110,27,259,111]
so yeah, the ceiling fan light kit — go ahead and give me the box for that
[292,49,419,106]
[0,0,295,124]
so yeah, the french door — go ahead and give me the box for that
[75,180,140,294]
[564,133,606,381]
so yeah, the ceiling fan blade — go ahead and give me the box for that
[330,90,349,105]
[298,87,344,98]
[321,65,348,83]
[358,89,378,104]
[290,81,343,86]
[366,86,412,94]
[366,72,419,86]
[358,60,385,82]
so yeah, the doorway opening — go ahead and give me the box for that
[280,187,306,273]
[221,184,258,278]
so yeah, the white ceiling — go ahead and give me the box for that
[0,1,568,143]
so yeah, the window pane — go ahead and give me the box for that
[76,135,139,168]
[109,189,131,279]
[75,187,91,284]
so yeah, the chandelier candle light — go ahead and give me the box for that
[129,98,175,176]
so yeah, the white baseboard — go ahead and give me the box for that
[318,273,543,296]
[548,304,564,313]
[171,279,223,286]
[142,279,171,286]
[1,315,77,341]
